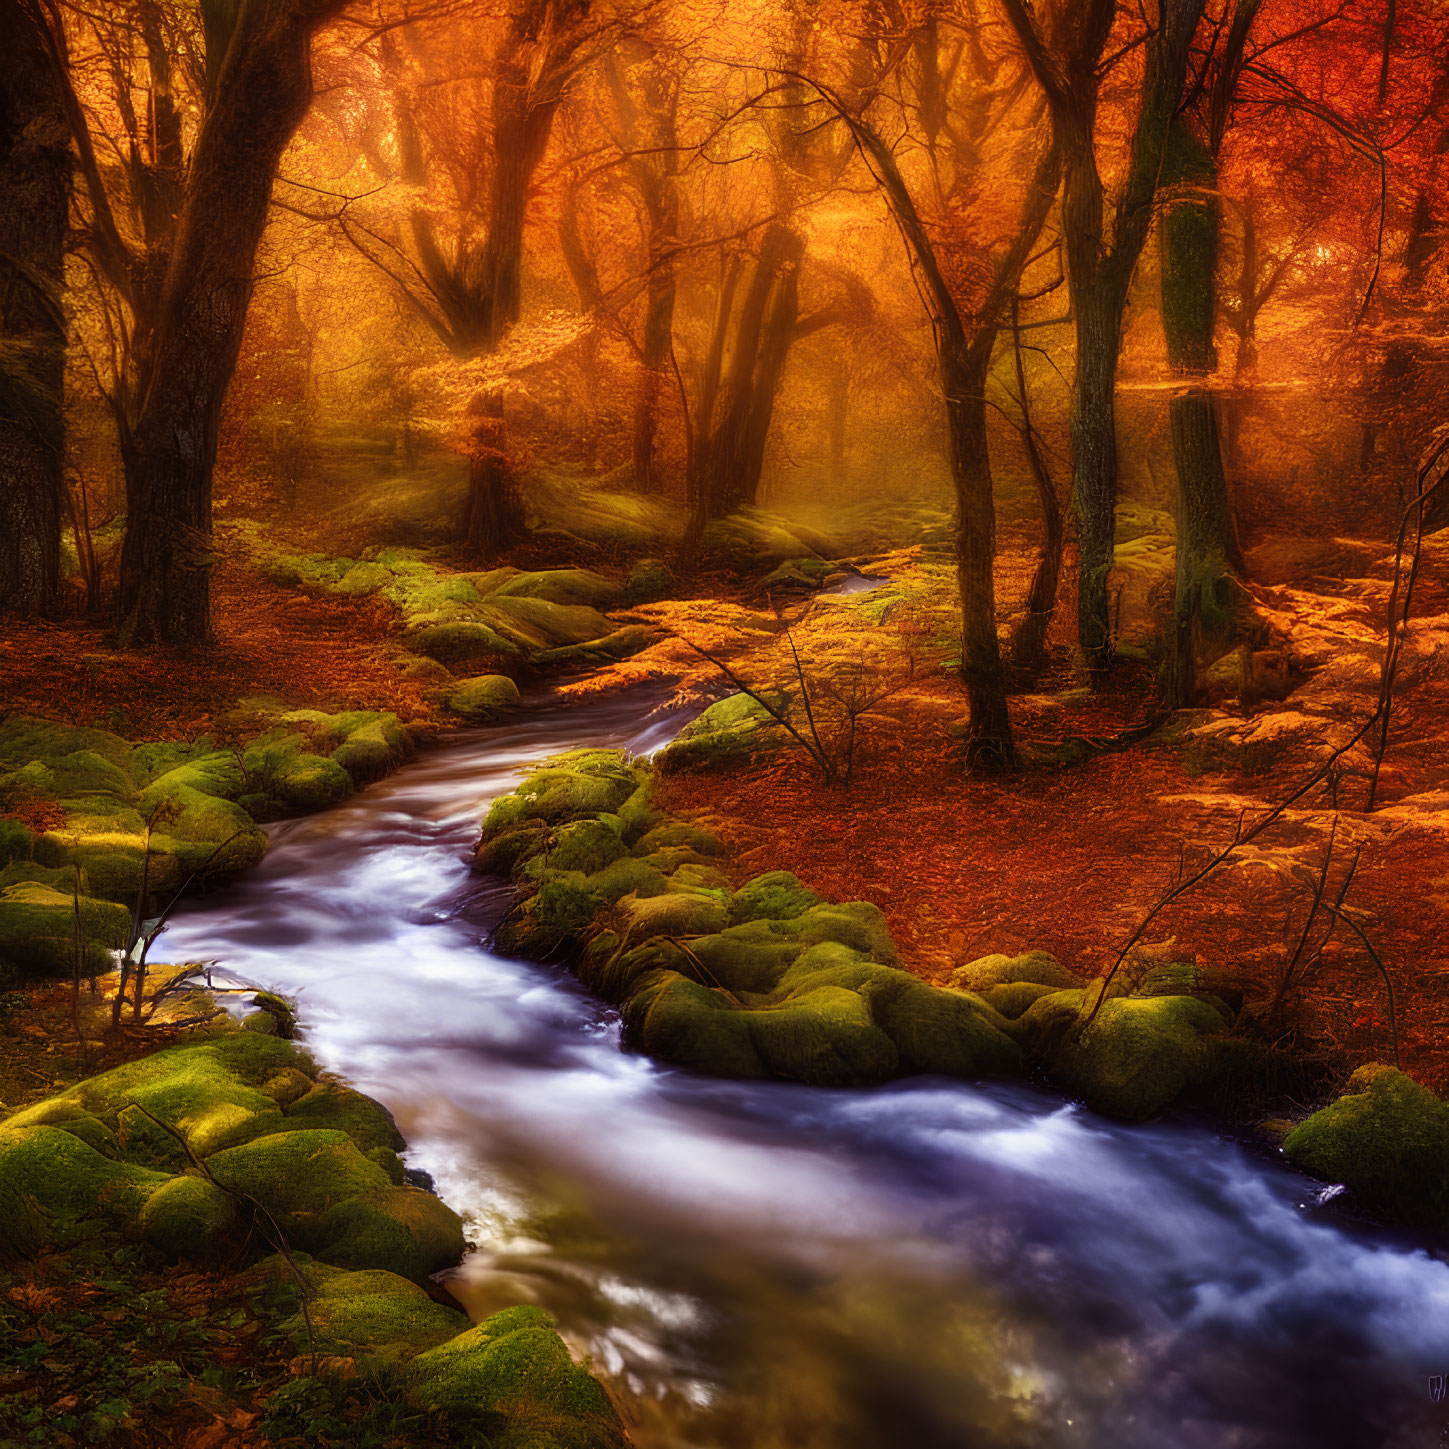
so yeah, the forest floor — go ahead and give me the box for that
[1,514,1445,1105]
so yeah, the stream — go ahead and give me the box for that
[159,686,1449,1449]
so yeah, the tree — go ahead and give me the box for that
[797,5,1060,769]
[1004,0,1208,673]
[55,0,348,644]
[0,0,69,617]
[341,0,640,558]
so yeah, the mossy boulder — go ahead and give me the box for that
[1283,1064,1449,1228]
[654,692,789,774]
[330,716,414,784]
[1034,992,1236,1121]
[625,558,672,604]
[11,1031,304,1157]
[273,1259,468,1362]
[546,818,628,875]
[449,675,523,724]
[408,1304,629,1449]
[951,951,1078,993]
[482,751,642,832]
[206,1129,464,1283]
[0,881,130,975]
[285,1081,406,1156]
[414,620,520,669]
[244,730,354,810]
[619,890,730,941]
[0,1125,166,1254]
[730,870,823,924]
[137,1174,240,1257]
[488,568,624,611]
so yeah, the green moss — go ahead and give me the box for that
[0,881,130,975]
[654,692,788,774]
[533,626,653,669]
[983,981,1063,1020]
[626,972,768,1078]
[625,558,673,604]
[413,621,520,669]
[313,1184,466,1283]
[547,819,627,875]
[137,1174,239,1256]
[244,730,355,810]
[1283,1064,1449,1228]
[0,1125,166,1254]
[582,856,667,902]
[274,1259,468,1362]
[496,878,602,958]
[133,750,242,803]
[331,717,414,784]
[951,952,1078,993]
[251,990,298,1039]
[408,1304,628,1448]
[476,820,550,876]
[488,568,625,611]
[634,821,725,859]
[789,901,898,964]
[285,1082,406,1156]
[1041,993,1235,1121]
[335,561,393,596]
[729,870,822,923]
[619,890,730,940]
[13,1032,309,1159]
[478,596,617,651]
[448,674,523,723]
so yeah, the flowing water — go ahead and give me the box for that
[161,688,1449,1449]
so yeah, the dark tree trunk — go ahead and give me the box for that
[463,388,522,559]
[945,344,1017,770]
[1160,120,1245,707]
[0,0,68,617]
[116,0,345,645]
[632,260,676,493]
[1007,302,1063,678]
[1069,283,1124,671]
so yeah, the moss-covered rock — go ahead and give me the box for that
[619,890,730,941]
[244,731,354,810]
[413,620,520,669]
[206,1129,464,1283]
[12,1031,303,1157]
[0,881,130,975]
[137,1174,240,1256]
[654,692,788,774]
[1033,992,1236,1121]
[488,568,625,611]
[330,716,414,784]
[273,1259,468,1363]
[729,870,823,923]
[408,1304,629,1449]
[625,557,672,604]
[285,1081,406,1156]
[951,951,1078,993]
[448,675,523,723]
[0,1125,166,1254]
[1283,1064,1449,1228]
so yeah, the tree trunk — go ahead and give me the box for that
[632,260,676,493]
[463,388,522,559]
[704,225,802,515]
[117,0,345,645]
[1007,303,1063,678]
[1160,120,1245,706]
[1070,283,1124,672]
[0,0,68,617]
[945,345,1017,770]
